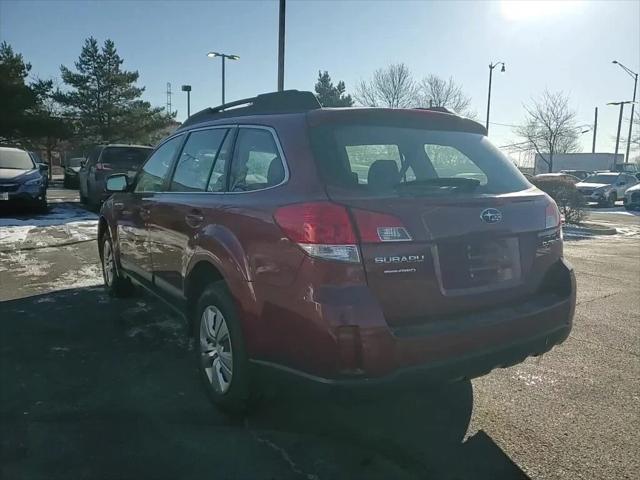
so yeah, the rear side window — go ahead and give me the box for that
[135,136,183,193]
[229,128,285,192]
[170,129,227,192]
[101,147,151,167]
[311,125,528,196]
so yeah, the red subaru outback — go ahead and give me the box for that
[99,91,575,412]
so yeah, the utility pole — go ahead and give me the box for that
[614,103,624,159]
[485,61,505,134]
[592,107,597,153]
[277,0,286,91]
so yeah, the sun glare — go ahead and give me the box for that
[500,0,583,21]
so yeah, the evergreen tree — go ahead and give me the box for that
[0,42,38,141]
[314,71,354,107]
[0,42,70,149]
[56,37,173,145]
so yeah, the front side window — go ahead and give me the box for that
[170,129,227,192]
[135,135,183,193]
[207,128,235,192]
[229,128,285,192]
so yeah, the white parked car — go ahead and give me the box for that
[576,172,638,207]
[624,182,640,211]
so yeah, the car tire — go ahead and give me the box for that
[100,231,134,297]
[35,194,48,214]
[194,282,252,414]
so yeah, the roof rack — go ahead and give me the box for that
[181,90,321,128]
[415,106,454,114]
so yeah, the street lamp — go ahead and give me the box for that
[607,100,637,161]
[612,60,638,162]
[486,61,506,133]
[181,85,192,118]
[207,51,240,104]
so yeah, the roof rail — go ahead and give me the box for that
[181,90,321,128]
[415,106,454,114]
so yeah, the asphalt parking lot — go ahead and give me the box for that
[1,184,639,480]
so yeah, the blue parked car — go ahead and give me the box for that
[0,146,49,212]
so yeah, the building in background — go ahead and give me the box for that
[534,153,625,174]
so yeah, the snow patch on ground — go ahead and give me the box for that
[0,204,98,249]
[53,264,103,291]
[2,251,51,278]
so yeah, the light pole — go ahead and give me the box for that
[607,101,636,162]
[612,60,638,162]
[207,51,240,104]
[486,61,505,133]
[181,85,192,118]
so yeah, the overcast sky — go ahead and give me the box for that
[1,0,639,159]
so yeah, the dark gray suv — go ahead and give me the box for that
[79,144,152,208]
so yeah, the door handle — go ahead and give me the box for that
[185,210,204,228]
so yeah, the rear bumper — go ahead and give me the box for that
[252,323,570,387]
[252,258,575,386]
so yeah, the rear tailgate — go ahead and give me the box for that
[327,188,557,326]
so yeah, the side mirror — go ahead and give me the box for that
[617,181,625,186]
[38,163,49,172]
[106,174,129,192]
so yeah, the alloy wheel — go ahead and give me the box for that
[102,240,115,287]
[199,305,233,393]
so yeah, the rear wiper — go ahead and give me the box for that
[395,177,481,191]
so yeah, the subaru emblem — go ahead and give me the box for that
[480,208,502,224]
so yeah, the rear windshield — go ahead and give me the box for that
[0,149,35,170]
[584,174,617,184]
[310,125,529,196]
[101,147,152,166]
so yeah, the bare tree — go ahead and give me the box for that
[417,75,475,117]
[515,90,580,173]
[355,63,418,108]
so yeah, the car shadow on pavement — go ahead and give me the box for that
[1,287,530,480]
[250,378,530,479]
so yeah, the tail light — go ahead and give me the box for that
[545,199,561,229]
[274,202,360,263]
[96,163,113,171]
[351,209,412,243]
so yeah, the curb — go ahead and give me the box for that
[0,237,96,253]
